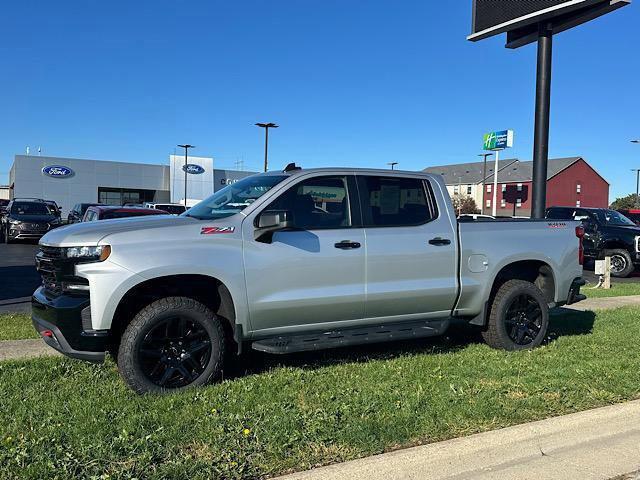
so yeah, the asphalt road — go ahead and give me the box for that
[0,242,40,312]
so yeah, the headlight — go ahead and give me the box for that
[64,245,111,262]
[50,218,60,225]
[9,218,20,225]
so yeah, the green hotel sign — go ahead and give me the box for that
[483,130,514,151]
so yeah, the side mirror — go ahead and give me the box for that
[255,210,292,242]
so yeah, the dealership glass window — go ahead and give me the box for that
[265,176,351,229]
[358,176,434,227]
[98,187,156,206]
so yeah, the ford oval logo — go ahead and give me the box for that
[182,164,205,175]
[42,165,74,178]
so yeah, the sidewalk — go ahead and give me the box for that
[0,339,59,361]
[278,400,640,480]
[564,295,640,312]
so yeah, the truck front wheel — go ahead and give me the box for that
[482,279,549,351]
[117,297,226,394]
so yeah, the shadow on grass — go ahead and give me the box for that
[224,309,597,380]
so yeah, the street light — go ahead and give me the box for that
[388,162,399,170]
[177,144,195,207]
[632,141,640,208]
[255,123,279,172]
[478,153,493,215]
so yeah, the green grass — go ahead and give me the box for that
[0,313,38,341]
[1,308,640,479]
[583,282,640,298]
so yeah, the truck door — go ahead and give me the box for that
[357,175,458,319]
[242,174,366,334]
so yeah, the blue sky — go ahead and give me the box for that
[1,1,637,200]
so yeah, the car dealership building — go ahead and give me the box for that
[8,154,256,215]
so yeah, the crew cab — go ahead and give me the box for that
[33,166,585,394]
[546,206,640,277]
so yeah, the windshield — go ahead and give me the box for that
[184,175,287,220]
[599,210,637,227]
[11,202,51,216]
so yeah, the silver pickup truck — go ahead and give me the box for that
[33,166,585,394]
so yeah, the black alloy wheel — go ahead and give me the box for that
[138,315,212,388]
[504,294,543,346]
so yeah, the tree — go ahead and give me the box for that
[610,194,639,210]
[452,194,479,215]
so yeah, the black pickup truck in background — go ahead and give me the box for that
[546,207,640,278]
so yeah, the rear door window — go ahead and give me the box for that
[357,176,435,227]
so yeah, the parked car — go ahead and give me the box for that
[1,198,62,243]
[68,203,105,223]
[546,206,640,277]
[143,203,187,215]
[616,209,640,226]
[0,199,9,216]
[33,166,585,393]
[82,205,170,221]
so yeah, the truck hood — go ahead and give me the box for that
[40,215,200,246]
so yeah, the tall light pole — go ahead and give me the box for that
[478,153,493,215]
[388,162,399,170]
[632,141,640,208]
[255,123,278,172]
[177,144,195,207]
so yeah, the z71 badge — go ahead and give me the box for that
[201,226,235,235]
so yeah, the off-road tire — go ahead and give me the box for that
[604,249,634,278]
[117,296,226,394]
[482,279,549,351]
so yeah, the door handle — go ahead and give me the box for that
[334,240,361,250]
[429,237,451,246]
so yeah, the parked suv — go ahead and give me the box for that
[34,166,584,394]
[546,206,640,277]
[68,203,104,223]
[143,203,187,215]
[1,198,62,243]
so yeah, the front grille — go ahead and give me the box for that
[36,246,88,295]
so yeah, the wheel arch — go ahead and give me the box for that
[109,274,238,350]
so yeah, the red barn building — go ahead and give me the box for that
[425,157,609,217]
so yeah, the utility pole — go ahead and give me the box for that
[177,144,195,207]
[632,141,640,208]
[388,162,399,170]
[531,24,553,219]
[255,123,278,172]
[478,153,493,215]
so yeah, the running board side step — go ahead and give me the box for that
[251,319,450,354]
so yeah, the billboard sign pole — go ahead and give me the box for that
[468,0,630,218]
[483,130,514,216]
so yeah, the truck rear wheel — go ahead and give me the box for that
[117,297,226,394]
[482,279,549,351]
[605,249,634,278]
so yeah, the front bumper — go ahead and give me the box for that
[32,287,108,362]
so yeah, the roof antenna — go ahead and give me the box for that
[283,162,302,172]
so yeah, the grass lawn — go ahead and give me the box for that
[583,282,640,298]
[1,307,640,479]
[0,313,38,341]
